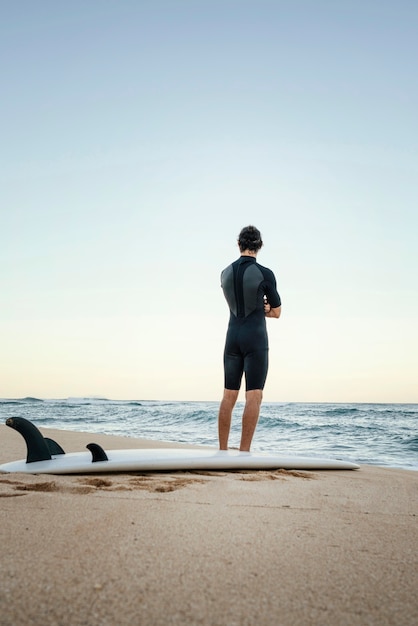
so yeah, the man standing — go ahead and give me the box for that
[218,225,281,451]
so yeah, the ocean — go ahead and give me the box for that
[1,398,417,471]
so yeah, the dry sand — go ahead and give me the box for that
[0,424,417,626]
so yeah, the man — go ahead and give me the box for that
[218,225,281,452]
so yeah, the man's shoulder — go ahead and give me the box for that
[221,263,235,285]
[221,261,233,275]
[255,261,276,278]
[221,258,240,273]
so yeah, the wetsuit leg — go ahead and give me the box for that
[244,349,269,391]
[224,350,244,390]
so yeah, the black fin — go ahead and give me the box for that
[44,438,66,455]
[86,443,109,463]
[6,417,52,463]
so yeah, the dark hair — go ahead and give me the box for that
[238,225,263,252]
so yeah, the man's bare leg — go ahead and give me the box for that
[218,389,239,450]
[239,389,263,451]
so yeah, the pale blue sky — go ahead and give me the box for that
[1,0,417,401]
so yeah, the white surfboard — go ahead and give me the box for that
[0,417,360,474]
[0,447,359,474]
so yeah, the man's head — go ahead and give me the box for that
[238,225,263,253]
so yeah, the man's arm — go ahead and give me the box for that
[263,269,281,318]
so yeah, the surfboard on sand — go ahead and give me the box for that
[0,417,360,474]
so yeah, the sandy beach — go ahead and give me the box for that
[1,425,417,626]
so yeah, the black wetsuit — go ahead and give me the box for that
[221,256,281,391]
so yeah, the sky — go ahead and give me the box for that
[1,0,417,403]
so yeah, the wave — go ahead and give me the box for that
[0,396,44,405]
[322,406,361,416]
[64,397,112,405]
[404,436,418,451]
[22,396,44,402]
[61,398,144,407]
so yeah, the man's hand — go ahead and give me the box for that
[264,298,281,319]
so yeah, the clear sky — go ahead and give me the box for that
[1,0,417,402]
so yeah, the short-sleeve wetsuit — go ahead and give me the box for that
[221,255,281,391]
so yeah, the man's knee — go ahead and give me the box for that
[223,388,239,406]
[245,389,263,406]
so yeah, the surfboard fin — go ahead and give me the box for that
[86,443,109,463]
[5,416,61,463]
[44,438,66,456]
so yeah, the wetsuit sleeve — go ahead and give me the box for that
[263,269,281,308]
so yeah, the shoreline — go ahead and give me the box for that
[1,425,417,625]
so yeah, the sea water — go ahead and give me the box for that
[1,398,417,471]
